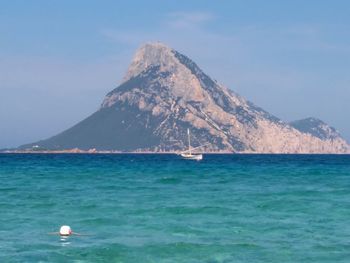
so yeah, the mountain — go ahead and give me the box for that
[290,118,344,141]
[21,42,350,153]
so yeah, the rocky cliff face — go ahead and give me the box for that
[22,42,350,153]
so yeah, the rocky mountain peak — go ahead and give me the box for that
[21,42,350,153]
[123,42,177,82]
[105,42,210,109]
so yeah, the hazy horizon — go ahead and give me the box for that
[1,1,350,148]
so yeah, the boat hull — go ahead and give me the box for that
[180,153,203,161]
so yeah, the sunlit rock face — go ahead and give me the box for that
[24,42,350,153]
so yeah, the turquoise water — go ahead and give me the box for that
[0,154,350,262]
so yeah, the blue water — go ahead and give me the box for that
[0,154,350,262]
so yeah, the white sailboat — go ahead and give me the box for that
[180,129,203,161]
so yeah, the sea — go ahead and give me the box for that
[0,153,349,263]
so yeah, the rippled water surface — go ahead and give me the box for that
[0,154,349,262]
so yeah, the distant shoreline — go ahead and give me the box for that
[0,150,232,154]
[0,150,348,155]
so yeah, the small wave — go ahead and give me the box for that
[0,187,18,191]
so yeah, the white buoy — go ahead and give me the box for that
[59,225,72,236]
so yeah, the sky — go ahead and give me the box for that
[1,0,350,148]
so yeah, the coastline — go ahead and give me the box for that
[0,149,233,154]
[1,149,349,155]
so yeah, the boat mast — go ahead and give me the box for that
[187,128,191,155]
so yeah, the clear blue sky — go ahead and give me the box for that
[1,0,349,148]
